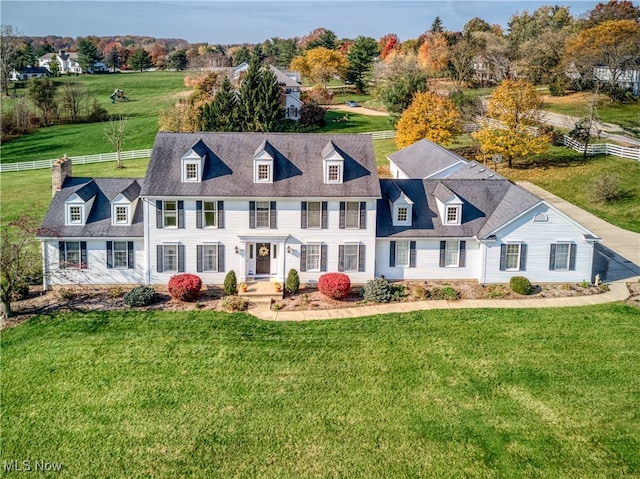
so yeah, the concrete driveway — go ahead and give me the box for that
[518,181,640,282]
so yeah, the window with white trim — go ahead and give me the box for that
[256,201,270,228]
[115,206,128,224]
[59,241,87,269]
[397,207,408,223]
[553,243,570,270]
[446,206,459,224]
[345,202,360,228]
[328,164,340,182]
[307,201,321,229]
[306,244,321,271]
[343,244,359,272]
[112,241,129,268]
[505,243,521,270]
[68,205,82,224]
[396,240,410,267]
[185,163,198,181]
[202,244,218,272]
[163,244,178,272]
[203,201,216,227]
[445,240,460,267]
[163,200,177,228]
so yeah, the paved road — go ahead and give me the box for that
[542,111,640,147]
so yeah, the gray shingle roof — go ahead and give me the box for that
[377,178,541,239]
[388,139,468,178]
[446,161,505,180]
[141,132,381,198]
[39,178,144,238]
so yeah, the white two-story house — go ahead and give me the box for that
[38,133,601,288]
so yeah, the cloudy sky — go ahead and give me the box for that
[3,0,603,44]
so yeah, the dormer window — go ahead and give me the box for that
[257,163,271,182]
[115,206,128,224]
[181,142,206,183]
[65,194,86,226]
[111,193,134,226]
[389,185,413,227]
[254,141,275,183]
[397,207,408,222]
[446,206,460,224]
[322,141,345,184]
[69,206,82,223]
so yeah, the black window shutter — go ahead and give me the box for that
[321,202,328,229]
[339,202,346,229]
[59,241,66,268]
[270,201,277,229]
[127,241,134,269]
[569,243,577,271]
[196,201,203,229]
[300,245,307,272]
[106,241,113,269]
[549,244,557,271]
[156,200,163,228]
[499,244,507,271]
[359,201,366,229]
[196,245,203,273]
[218,201,225,229]
[249,201,256,229]
[157,245,163,272]
[358,244,366,272]
[338,245,345,272]
[439,241,446,267]
[409,241,416,268]
[178,244,185,272]
[389,241,396,267]
[459,241,466,267]
[218,244,225,272]
[519,243,527,271]
[177,201,185,229]
[320,244,327,272]
[80,241,87,269]
[301,201,307,229]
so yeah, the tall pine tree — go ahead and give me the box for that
[201,76,239,131]
[255,67,283,132]
[236,57,263,131]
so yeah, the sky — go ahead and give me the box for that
[2,0,606,44]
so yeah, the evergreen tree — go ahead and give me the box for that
[346,36,379,93]
[77,37,102,72]
[256,67,283,131]
[48,54,60,77]
[233,45,252,66]
[106,46,120,73]
[129,48,152,72]
[201,76,239,131]
[168,50,188,71]
[430,16,445,32]
[236,57,263,131]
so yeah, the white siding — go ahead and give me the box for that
[144,197,378,286]
[43,239,145,286]
[375,238,481,281]
[483,204,595,283]
[389,161,409,179]
[425,162,466,179]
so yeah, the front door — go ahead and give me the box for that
[256,242,271,275]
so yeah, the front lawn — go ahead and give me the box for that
[2,305,639,478]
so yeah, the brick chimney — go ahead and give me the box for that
[52,154,72,197]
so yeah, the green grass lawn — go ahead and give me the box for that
[320,110,392,133]
[1,72,190,163]
[2,305,639,478]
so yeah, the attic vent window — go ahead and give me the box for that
[534,212,548,222]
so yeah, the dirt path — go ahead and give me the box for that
[327,105,389,117]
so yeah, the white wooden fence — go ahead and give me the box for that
[0,149,153,173]
[366,130,396,140]
[563,135,640,160]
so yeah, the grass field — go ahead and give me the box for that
[2,305,638,478]
[1,72,191,163]
[541,92,640,130]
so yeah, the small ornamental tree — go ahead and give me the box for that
[168,273,202,302]
[285,269,300,294]
[318,273,351,300]
[224,270,237,296]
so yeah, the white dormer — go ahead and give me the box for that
[254,141,275,183]
[322,141,344,184]
[111,193,134,226]
[389,186,414,227]
[434,183,463,226]
[181,144,206,183]
[65,193,89,226]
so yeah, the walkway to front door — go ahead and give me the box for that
[256,242,271,275]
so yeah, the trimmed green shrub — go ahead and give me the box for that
[168,273,202,302]
[286,268,300,294]
[510,276,533,295]
[318,273,351,300]
[124,286,157,307]
[223,270,237,296]
[362,278,391,303]
[390,283,408,301]
[222,295,249,312]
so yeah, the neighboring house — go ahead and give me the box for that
[39,50,107,74]
[9,66,51,81]
[38,133,600,287]
[233,62,303,121]
[388,139,469,179]
[593,65,640,96]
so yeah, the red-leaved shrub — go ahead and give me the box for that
[318,273,351,300]
[168,273,202,302]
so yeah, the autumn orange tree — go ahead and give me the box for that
[289,47,347,86]
[418,32,449,75]
[395,92,461,148]
[472,79,550,168]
